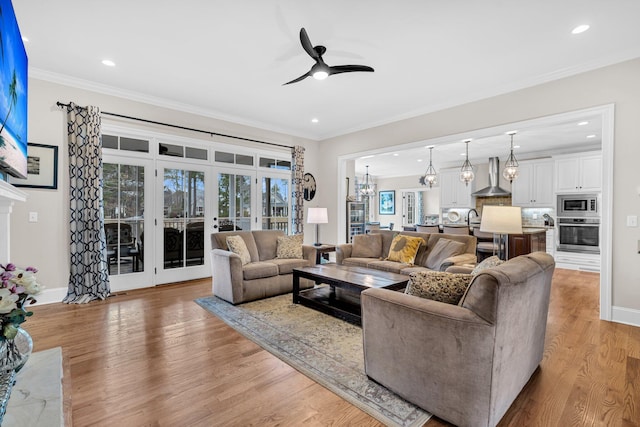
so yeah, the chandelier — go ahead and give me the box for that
[360,165,375,197]
[459,140,475,186]
[502,131,520,183]
[419,146,438,188]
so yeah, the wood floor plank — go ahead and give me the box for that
[19,268,640,427]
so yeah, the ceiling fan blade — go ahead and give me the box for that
[299,28,319,59]
[328,65,375,75]
[283,71,311,85]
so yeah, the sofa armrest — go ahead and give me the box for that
[439,253,477,271]
[361,287,495,424]
[210,249,245,304]
[445,264,475,274]
[302,245,318,266]
[336,243,353,264]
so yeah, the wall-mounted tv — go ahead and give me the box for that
[0,0,28,179]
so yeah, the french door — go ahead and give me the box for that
[155,161,211,284]
[213,167,256,233]
[102,156,154,292]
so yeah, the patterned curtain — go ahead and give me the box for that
[63,103,111,304]
[291,145,305,235]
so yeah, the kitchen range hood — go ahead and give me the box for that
[471,157,511,197]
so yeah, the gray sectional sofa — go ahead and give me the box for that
[337,229,477,274]
[210,230,316,304]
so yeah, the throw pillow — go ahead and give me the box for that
[226,235,251,265]
[385,234,425,265]
[352,233,383,258]
[405,271,473,305]
[277,234,304,259]
[425,238,466,270]
[471,255,504,275]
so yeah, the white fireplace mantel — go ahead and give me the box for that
[0,180,28,264]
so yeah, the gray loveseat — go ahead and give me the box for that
[337,230,477,274]
[361,251,555,427]
[210,230,316,304]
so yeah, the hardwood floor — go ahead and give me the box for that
[23,269,640,426]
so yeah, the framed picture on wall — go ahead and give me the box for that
[379,190,395,215]
[8,143,59,189]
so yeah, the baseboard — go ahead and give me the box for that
[611,306,640,327]
[31,286,68,306]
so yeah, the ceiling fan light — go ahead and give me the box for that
[313,71,329,80]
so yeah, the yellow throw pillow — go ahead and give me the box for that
[226,235,251,265]
[385,234,425,265]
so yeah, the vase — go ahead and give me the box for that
[0,328,33,374]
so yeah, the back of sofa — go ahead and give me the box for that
[211,230,285,263]
[371,230,476,267]
[459,251,555,425]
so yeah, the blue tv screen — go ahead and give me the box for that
[0,0,28,179]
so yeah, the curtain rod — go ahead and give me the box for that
[56,101,292,150]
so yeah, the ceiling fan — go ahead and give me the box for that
[283,28,374,85]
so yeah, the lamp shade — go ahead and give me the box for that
[307,207,328,224]
[479,206,523,234]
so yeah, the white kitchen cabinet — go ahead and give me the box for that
[511,159,554,207]
[554,250,600,272]
[439,169,474,208]
[555,152,602,193]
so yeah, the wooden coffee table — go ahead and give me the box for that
[293,264,409,325]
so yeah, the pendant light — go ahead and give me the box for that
[419,146,438,188]
[503,131,519,183]
[360,165,375,197]
[459,140,475,186]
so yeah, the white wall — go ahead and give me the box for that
[317,58,640,317]
[10,78,318,302]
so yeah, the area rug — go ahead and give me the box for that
[195,292,432,427]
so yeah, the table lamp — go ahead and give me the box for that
[479,205,522,260]
[307,207,328,246]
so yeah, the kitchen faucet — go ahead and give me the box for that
[467,208,479,226]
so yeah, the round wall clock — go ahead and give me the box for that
[303,173,316,201]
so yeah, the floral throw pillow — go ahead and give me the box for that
[471,255,504,276]
[385,234,425,265]
[226,235,251,265]
[277,234,304,259]
[405,271,473,305]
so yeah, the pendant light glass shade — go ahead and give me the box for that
[360,165,375,196]
[419,147,438,188]
[459,140,475,186]
[502,132,519,183]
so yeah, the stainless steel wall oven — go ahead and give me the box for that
[557,217,600,254]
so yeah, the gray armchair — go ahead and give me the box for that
[361,252,555,427]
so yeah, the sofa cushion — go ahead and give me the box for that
[367,260,407,274]
[212,231,260,262]
[386,234,425,265]
[342,258,374,268]
[226,235,251,265]
[252,230,285,261]
[425,238,466,270]
[276,234,303,259]
[471,255,504,275]
[271,258,310,275]
[352,233,383,258]
[405,271,473,304]
[242,262,279,280]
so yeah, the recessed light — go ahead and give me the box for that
[572,24,590,35]
[586,134,597,139]
[417,159,423,162]
[393,153,399,157]
[311,118,319,123]
[102,59,116,67]
[360,155,375,159]
[578,121,589,126]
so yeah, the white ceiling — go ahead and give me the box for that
[12,0,640,174]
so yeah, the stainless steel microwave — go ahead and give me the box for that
[557,194,599,217]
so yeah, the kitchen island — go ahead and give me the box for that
[508,228,547,260]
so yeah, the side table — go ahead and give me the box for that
[313,244,336,264]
